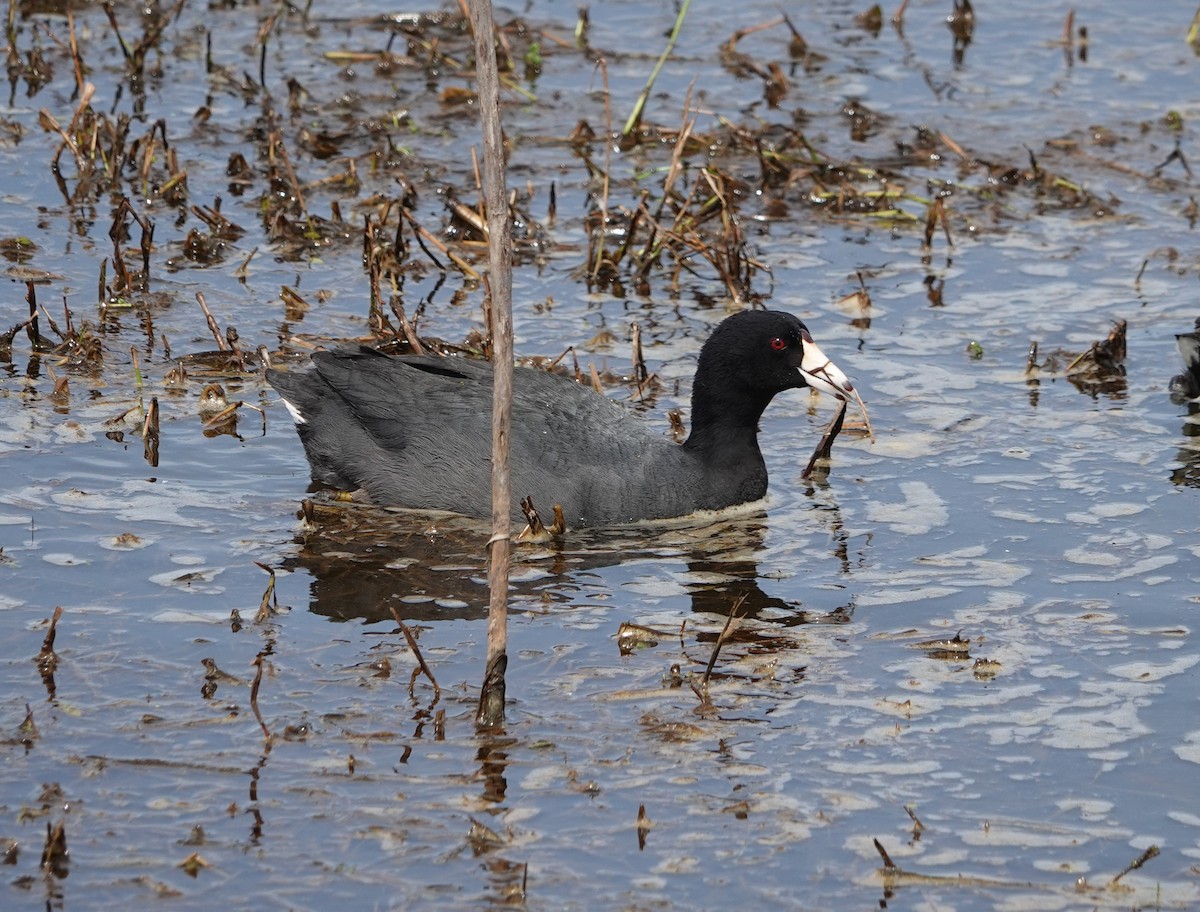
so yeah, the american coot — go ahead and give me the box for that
[268,309,855,528]
[1170,318,1200,403]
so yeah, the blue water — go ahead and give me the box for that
[1,1,1198,909]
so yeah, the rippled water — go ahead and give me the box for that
[2,1,1199,909]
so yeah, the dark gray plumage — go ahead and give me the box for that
[1170,318,1200,403]
[267,310,854,528]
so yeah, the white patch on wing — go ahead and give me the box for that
[280,398,306,424]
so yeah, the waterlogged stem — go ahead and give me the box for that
[467,0,513,728]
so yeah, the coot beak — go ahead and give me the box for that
[799,330,854,400]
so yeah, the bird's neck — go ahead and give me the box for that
[682,411,769,507]
[683,377,770,459]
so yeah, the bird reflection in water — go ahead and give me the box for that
[284,496,861,628]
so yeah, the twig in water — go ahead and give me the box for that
[142,396,159,467]
[249,651,271,743]
[36,606,63,681]
[873,837,898,869]
[905,805,925,839]
[388,298,425,354]
[400,207,478,278]
[25,281,41,349]
[801,399,847,479]
[636,804,652,851]
[1108,844,1159,887]
[699,594,747,690]
[631,321,650,398]
[253,562,277,623]
[388,606,441,703]
[195,292,227,350]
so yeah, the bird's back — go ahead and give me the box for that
[269,349,705,526]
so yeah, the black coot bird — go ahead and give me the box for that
[267,310,855,528]
[1169,318,1200,403]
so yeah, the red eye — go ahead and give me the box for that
[770,337,787,351]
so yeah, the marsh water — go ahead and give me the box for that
[2,1,1199,909]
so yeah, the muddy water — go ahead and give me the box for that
[2,1,1199,909]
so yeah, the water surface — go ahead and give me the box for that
[1,1,1199,909]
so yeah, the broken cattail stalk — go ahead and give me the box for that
[610,190,649,267]
[20,702,38,745]
[450,196,488,240]
[401,207,479,278]
[366,258,386,337]
[249,651,271,743]
[129,345,143,387]
[278,284,308,320]
[873,837,898,869]
[362,211,379,269]
[253,562,277,623]
[905,805,925,836]
[388,606,441,701]
[631,321,649,398]
[0,318,32,359]
[142,396,159,467]
[110,197,141,292]
[256,10,280,87]
[49,372,69,402]
[36,606,63,679]
[1061,9,1075,63]
[37,108,84,173]
[390,207,408,262]
[515,495,567,542]
[1025,341,1039,374]
[35,309,64,346]
[699,594,746,690]
[203,399,266,436]
[234,246,258,281]
[1108,844,1159,887]
[269,130,307,215]
[25,282,40,349]
[468,145,487,232]
[195,292,228,350]
[61,296,73,339]
[39,820,68,876]
[722,17,785,57]
[636,805,651,850]
[66,9,85,96]
[225,326,245,368]
[388,298,425,353]
[801,399,848,480]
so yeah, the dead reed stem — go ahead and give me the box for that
[250,651,271,743]
[388,606,441,702]
[468,0,513,729]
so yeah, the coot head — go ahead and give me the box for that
[688,310,853,438]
